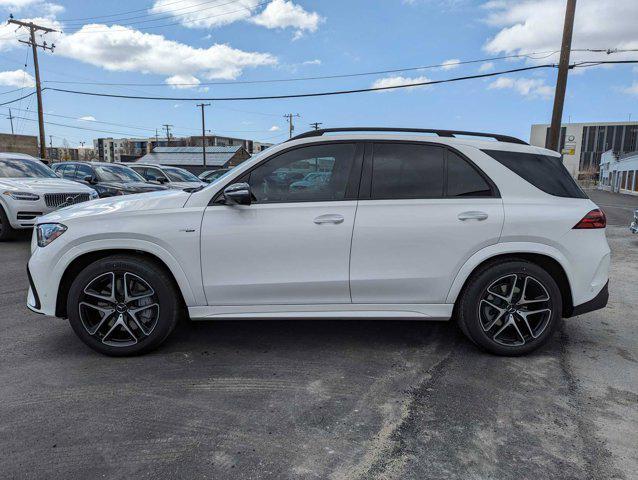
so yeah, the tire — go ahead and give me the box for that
[67,255,181,356]
[0,205,16,241]
[457,259,562,356]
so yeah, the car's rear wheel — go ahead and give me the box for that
[457,259,562,356]
[0,205,16,241]
[67,255,181,356]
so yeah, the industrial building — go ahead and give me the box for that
[598,150,638,196]
[530,121,638,178]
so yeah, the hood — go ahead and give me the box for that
[0,177,96,193]
[99,181,168,192]
[38,188,191,224]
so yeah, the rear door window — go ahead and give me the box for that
[482,149,587,198]
[446,151,493,197]
[371,143,444,199]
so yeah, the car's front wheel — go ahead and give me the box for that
[457,259,562,356]
[67,255,181,356]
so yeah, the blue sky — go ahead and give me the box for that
[0,0,635,147]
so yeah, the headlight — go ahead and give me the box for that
[3,191,40,201]
[89,190,99,199]
[36,223,67,247]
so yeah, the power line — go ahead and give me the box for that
[38,60,638,102]
[63,1,271,34]
[42,51,563,87]
[59,0,224,22]
[62,0,247,28]
[41,64,561,101]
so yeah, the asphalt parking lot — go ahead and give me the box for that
[1,189,636,480]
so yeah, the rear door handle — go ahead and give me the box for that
[458,211,488,221]
[314,214,344,225]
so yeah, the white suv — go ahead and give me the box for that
[26,128,610,356]
[0,154,98,240]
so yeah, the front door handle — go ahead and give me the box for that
[314,214,344,225]
[458,211,488,221]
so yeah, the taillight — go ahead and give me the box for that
[573,209,606,229]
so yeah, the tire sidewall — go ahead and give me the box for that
[460,260,562,356]
[67,256,179,356]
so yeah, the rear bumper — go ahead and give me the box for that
[565,281,609,318]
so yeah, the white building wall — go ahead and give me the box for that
[598,150,638,196]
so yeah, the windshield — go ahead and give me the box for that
[94,165,146,183]
[0,158,58,178]
[163,167,200,182]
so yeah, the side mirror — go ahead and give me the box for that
[223,182,252,205]
[156,177,168,184]
[83,175,96,184]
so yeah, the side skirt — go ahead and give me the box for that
[188,303,454,321]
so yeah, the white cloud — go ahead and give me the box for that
[441,58,461,70]
[488,76,553,98]
[78,115,96,121]
[0,69,35,87]
[302,59,322,66]
[479,61,495,72]
[483,0,638,64]
[150,0,323,39]
[269,125,280,131]
[623,82,638,96]
[251,0,324,38]
[50,24,277,81]
[371,75,432,91]
[165,73,200,89]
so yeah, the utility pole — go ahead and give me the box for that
[196,103,211,169]
[162,124,173,144]
[155,128,159,143]
[7,108,14,135]
[547,0,576,152]
[8,18,56,160]
[310,122,322,131]
[284,113,300,139]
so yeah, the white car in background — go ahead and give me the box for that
[27,128,610,357]
[129,164,205,190]
[0,154,98,240]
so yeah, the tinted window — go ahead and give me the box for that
[75,164,93,180]
[95,165,145,183]
[371,143,444,199]
[248,143,356,203]
[482,149,587,199]
[446,151,493,197]
[144,167,168,181]
[163,167,200,182]
[0,159,57,178]
[60,163,76,178]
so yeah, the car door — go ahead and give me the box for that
[59,163,77,180]
[200,142,363,306]
[350,142,504,304]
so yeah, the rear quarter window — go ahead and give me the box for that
[482,149,587,199]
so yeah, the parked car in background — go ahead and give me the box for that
[28,127,610,357]
[199,168,231,183]
[51,162,168,198]
[0,155,98,240]
[290,171,332,191]
[129,164,205,190]
[631,209,638,233]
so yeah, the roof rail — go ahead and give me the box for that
[287,127,528,145]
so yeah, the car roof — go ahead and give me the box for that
[283,133,559,157]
